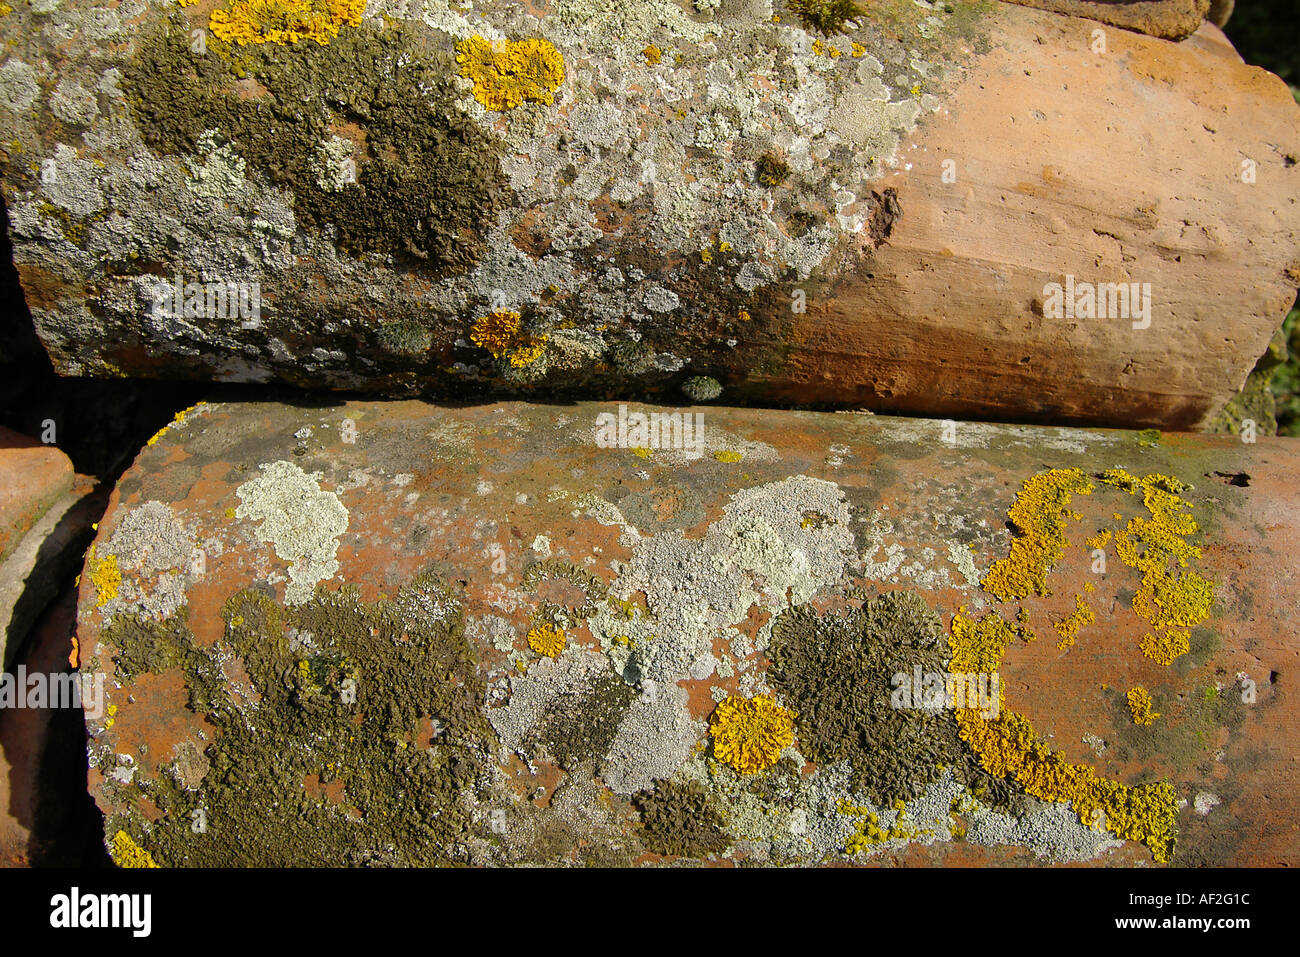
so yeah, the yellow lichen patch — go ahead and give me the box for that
[709,694,794,774]
[948,610,1018,674]
[713,449,743,463]
[642,44,662,65]
[506,335,547,369]
[1085,529,1112,550]
[109,830,160,868]
[1127,686,1160,726]
[456,35,565,112]
[1139,629,1190,667]
[953,702,1177,862]
[1096,469,1215,666]
[631,446,652,459]
[981,468,1094,601]
[1054,593,1095,650]
[88,546,121,608]
[470,310,522,357]
[527,622,566,658]
[209,0,364,47]
[839,801,935,854]
[146,401,205,447]
[471,311,547,368]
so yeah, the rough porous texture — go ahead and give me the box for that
[76,400,1299,866]
[1,2,1296,427]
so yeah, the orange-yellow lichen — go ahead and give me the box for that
[146,402,205,447]
[1139,629,1190,667]
[1127,686,1160,726]
[981,468,1093,600]
[948,610,1018,674]
[838,800,935,854]
[109,830,160,868]
[470,311,548,368]
[949,464,1189,863]
[456,35,565,112]
[1097,469,1215,666]
[208,0,364,46]
[470,310,522,357]
[642,44,662,65]
[506,335,547,369]
[1054,593,1095,650]
[88,546,121,608]
[953,701,1177,861]
[527,622,566,658]
[709,694,794,774]
[713,450,743,463]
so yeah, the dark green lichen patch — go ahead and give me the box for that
[123,15,509,273]
[104,610,225,715]
[755,153,791,188]
[768,589,1004,806]
[634,778,730,858]
[103,572,495,866]
[527,670,636,772]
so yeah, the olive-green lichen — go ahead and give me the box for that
[123,16,510,273]
[767,589,1004,806]
[527,669,636,771]
[101,573,494,866]
[521,558,609,618]
[634,778,730,858]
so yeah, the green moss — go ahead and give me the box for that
[788,0,866,35]
[1206,322,1287,437]
[123,15,509,274]
[103,572,495,866]
[767,590,1006,806]
[634,778,730,858]
[376,319,434,356]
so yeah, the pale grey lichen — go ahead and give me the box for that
[50,77,99,126]
[0,59,40,113]
[234,460,349,605]
[97,499,197,622]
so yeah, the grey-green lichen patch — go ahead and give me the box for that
[611,475,855,686]
[184,130,247,200]
[962,795,1126,863]
[681,375,723,402]
[234,460,348,604]
[100,574,496,866]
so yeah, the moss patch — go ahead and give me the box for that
[634,778,729,858]
[767,589,1002,805]
[103,573,495,866]
[124,15,510,273]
